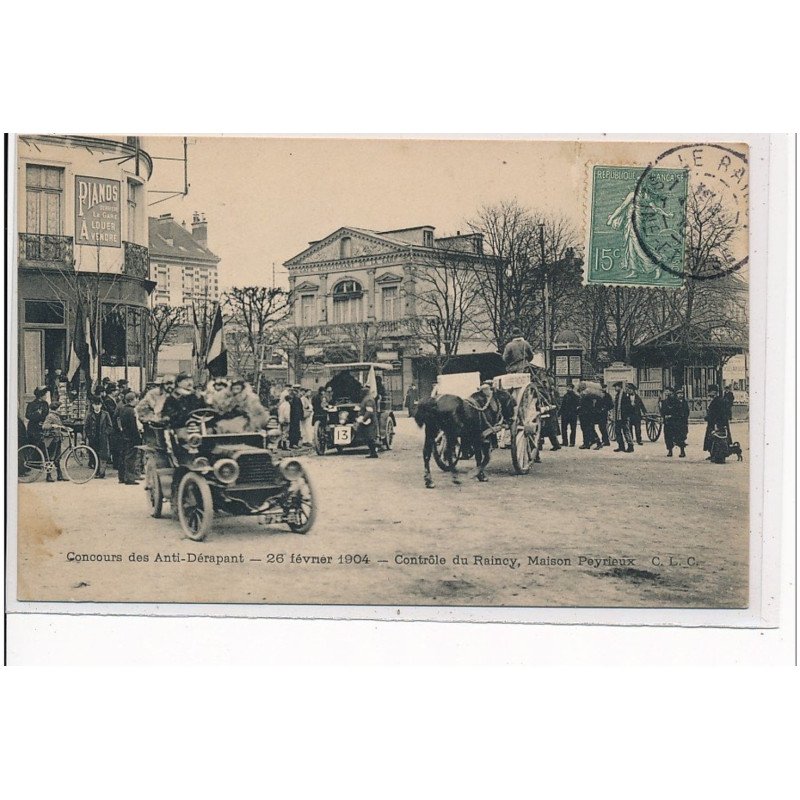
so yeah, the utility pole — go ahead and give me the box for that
[539,223,550,370]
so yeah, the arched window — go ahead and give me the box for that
[332,279,363,324]
[340,236,352,259]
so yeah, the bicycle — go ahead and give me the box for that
[18,425,98,484]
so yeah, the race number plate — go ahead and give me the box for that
[334,426,352,445]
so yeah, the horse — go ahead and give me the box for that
[414,388,515,488]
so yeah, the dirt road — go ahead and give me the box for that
[16,418,749,608]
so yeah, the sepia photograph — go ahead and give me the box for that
[10,135,757,611]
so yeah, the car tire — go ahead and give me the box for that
[177,471,213,542]
[145,459,164,518]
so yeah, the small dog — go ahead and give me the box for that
[729,441,744,461]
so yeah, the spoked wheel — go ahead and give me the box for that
[433,431,461,472]
[312,421,327,455]
[283,462,317,534]
[383,417,395,450]
[63,445,98,484]
[646,416,663,442]
[177,472,213,541]
[18,445,45,483]
[511,384,541,474]
[145,459,164,518]
[607,417,616,444]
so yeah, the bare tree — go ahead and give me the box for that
[223,286,290,391]
[278,324,320,382]
[328,320,390,363]
[407,245,485,373]
[147,304,184,381]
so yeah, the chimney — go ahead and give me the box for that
[191,211,208,248]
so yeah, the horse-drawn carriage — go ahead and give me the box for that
[419,365,556,486]
[142,407,317,541]
[312,362,396,455]
[605,413,663,444]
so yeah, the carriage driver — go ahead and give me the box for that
[502,327,534,373]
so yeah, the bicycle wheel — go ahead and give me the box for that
[63,445,98,484]
[18,445,45,483]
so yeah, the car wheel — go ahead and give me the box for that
[312,421,327,455]
[177,472,213,541]
[145,459,164,518]
[383,417,395,450]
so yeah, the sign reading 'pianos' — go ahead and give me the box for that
[75,175,121,247]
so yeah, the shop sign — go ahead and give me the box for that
[75,176,121,247]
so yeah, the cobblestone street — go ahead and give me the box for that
[16,418,749,608]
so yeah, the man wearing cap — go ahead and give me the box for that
[626,383,647,446]
[703,384,728,459]
[502,328,534,373]
[675,387,690,457]
[611,381,634,453]
[357,385,379,458]
[117,391,142,485]
[559,381,579,446]
[162,372,205,430]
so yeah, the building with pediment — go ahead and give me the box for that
[283,225,494,404]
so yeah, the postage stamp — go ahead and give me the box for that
[586,165,687,288]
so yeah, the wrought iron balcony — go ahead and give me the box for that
[123,241,150,279]
[18,233,74,269]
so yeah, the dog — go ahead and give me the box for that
[729,441,744,461]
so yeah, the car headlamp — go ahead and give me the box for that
[213,458,239,484]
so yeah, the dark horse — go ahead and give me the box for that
[414,388,515,488]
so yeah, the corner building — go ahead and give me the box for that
[16,135,155,407]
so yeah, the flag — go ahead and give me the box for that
[190,301,202,360]
[85,313,98,384]
[68,303,88,387]
[366,364,378,399]
[205,303,228,377]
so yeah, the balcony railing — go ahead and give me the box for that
[123,241,150,279]
[19,233,74,269]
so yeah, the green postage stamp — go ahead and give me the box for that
[587,165,688,287]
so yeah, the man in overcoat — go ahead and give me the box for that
[357,385,379,458]
[117,391,142,485]
[627,384,647,446]
[611,381,634,453]
[559,381,579,447]
[703,384,728,459]
[84,395,113,478]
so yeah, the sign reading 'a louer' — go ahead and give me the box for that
[75,175,121,247]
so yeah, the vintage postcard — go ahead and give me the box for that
[7,135,774,621]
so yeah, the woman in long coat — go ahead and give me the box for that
[84,397,113,478]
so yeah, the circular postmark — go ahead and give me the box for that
[633,143,749,281]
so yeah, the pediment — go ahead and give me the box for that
[284,227,407,267]
[374,271,403,284]
[294,280,320,292]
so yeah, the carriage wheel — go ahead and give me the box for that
[18,445,45,483]
[511,385,541,475]
[433,431,461,472]
[607,417,615,443]
[646,417,663,442]
[145,459,164,518]
[177,472,213,542]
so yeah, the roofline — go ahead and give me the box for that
[378,225,435,234]
[19,135,154,179]
[320,362,394,370]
